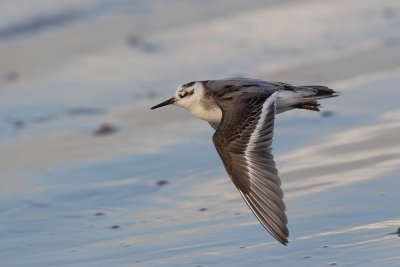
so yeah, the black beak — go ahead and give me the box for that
[151,97,176,110]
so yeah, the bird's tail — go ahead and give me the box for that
[276,85,339,113]
[293,85,339,112]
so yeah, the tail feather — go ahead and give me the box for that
[276,85,339,114]
[295,86,339,112]
[301,85,339,99]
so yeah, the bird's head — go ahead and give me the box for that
[151,81,201,110]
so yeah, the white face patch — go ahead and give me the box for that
[174,82,201,109]
[174,82,222,123]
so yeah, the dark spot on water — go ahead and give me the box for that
[94,123,116,135]
[382,7,396,19]
[94,212,105,216]
[330,263,338,266]
[198,208,207,212]
[110,225,120,229]
[239,246,245,249]
[14,120,25,128]
[126,35,159,53]
[4,71,20,82]
[67,107,106,116]
[322,245,329,248]
[127,35,142,47]
[156,180,169,186]
[136,260,142,263]
[71,250,77,253]
[8,119,25,129]
[0,10,82,40]
[304,256,311,259]
[321,111,334,118]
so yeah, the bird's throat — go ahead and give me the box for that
[189,103,222,123]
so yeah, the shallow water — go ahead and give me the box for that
[1,0,400,266]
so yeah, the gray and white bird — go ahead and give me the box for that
[151,78,339,245]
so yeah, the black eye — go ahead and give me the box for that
[179,90,187,98]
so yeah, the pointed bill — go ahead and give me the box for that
[151,97,176,110]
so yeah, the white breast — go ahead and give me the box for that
[190,104,222,123]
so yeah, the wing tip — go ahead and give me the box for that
[271,229,289,246]
[279,237,289,246]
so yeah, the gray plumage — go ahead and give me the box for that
[151,78,339,245]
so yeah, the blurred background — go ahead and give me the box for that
[1,0,400,266]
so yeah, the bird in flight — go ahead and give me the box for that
[151,78,339,245]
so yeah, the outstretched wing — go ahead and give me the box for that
[212,92,289,245]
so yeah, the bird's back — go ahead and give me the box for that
[201,78,279,100]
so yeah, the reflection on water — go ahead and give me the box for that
[279,73,400,198]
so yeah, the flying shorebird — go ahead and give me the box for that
[151,78,339,245]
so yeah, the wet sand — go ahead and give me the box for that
[1,0,400,266]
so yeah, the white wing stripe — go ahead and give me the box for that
[244,92,278,179]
